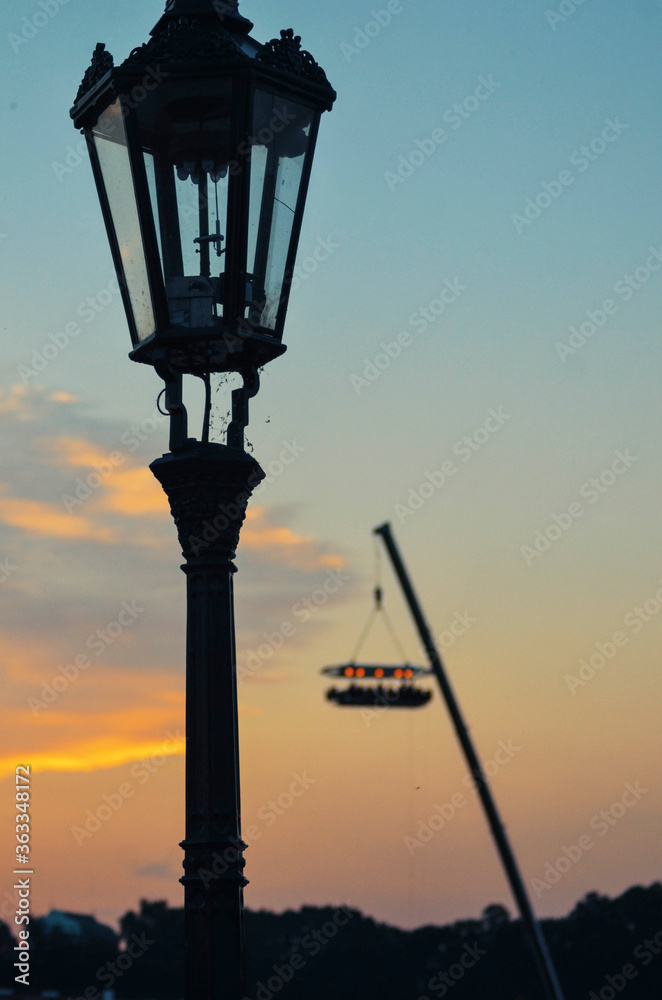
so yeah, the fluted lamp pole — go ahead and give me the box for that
[70,3,335,997]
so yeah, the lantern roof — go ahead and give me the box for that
[71,0,335,127]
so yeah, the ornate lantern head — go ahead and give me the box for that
[71,0,335,382]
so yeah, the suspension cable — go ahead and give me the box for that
[380,603,410,665]
[348,605,378,664]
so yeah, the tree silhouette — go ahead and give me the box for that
[3,882,661,999]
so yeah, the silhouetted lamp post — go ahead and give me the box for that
[71,3,334,998]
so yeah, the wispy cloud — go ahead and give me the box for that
[0,672,185,780]
[242,507,346,571]
[0,381,347,776]
[0,491,118,542]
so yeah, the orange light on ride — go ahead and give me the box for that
[344,667,354,677]
[375,668,384,678]
[356,668,365,678]
[394,669,403,679]
[404,669,413,680]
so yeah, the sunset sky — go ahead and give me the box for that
[1,0,662,935]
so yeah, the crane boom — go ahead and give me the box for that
[374,522,565,1000]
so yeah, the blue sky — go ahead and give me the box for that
[0,0,662,935]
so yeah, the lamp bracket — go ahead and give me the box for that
[153,347,194,452]
[227,368,260,451]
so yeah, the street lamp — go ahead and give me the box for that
[71,3,335,998]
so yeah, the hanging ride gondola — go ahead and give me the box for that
[322,663,432,708]
[325,682,432,709]
[321,554,433,709]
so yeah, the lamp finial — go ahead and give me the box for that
[155,0,253,34]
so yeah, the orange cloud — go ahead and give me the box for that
[0,429,168,543]
[0,737,182,781]
[49,392,78,404]
[0,385,30,416]
[0,687,263,780]
[0,421,343,562]
[49,436,168,518]
[50,436,115,470]
[242,507,345,571]
[0,494,116,542]
[101,467,169,517]
[0,635,69,686]
[0,681,186,780]
[243,510,309,550]
[316,553,346,570]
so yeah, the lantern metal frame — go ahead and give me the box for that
[71,1,335,397]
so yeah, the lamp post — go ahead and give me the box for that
[71,4,335,998]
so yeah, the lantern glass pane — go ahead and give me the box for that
[246,92,314,331]
[92,100,156,343]
[138,79,234,331]
[175,169,229,286]
[144,153,163,263]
